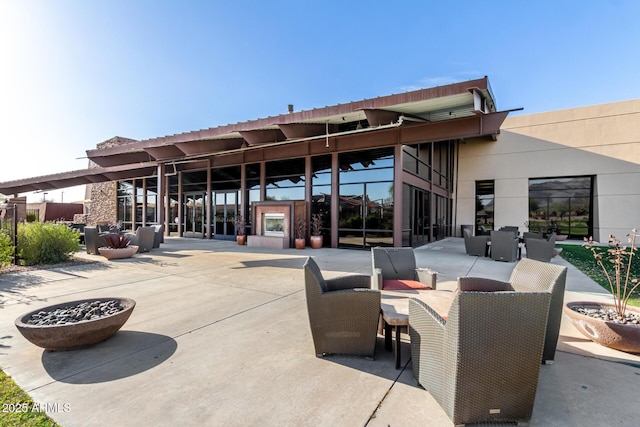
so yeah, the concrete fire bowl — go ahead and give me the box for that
[15,297,136,351]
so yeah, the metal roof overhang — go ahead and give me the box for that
[0,164,157,195]
[0,76,515,196]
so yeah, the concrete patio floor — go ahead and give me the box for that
[1,237,639,426]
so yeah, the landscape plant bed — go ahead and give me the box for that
[558,243,640,307]
[569,303,640,324]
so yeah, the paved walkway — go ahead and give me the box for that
[1,237,639,426]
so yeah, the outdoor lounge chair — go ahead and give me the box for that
[304,257,380,358]
[84,226,106,255]
[409,290,551,426]
[526,232,563,262]
[152,224,164,248]
[458,258,568,364]
[126,226,155,253]
[463,228,489,257]
[490,230,519,262]
[371,247,437,291]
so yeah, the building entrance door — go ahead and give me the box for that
[213,191,239,240]
[183,193,205,238]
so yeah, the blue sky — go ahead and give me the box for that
[1,0,639,202]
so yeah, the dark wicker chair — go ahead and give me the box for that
[526,232,563,262]
[84,226,106,255]
[409,290,551,426]
[304,257,380,358]
[152,224,164,248]
[463,228,489,257]
[371,247,437,291]
[126,226,155,253]
[490,230,519,262]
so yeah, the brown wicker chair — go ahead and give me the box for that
[409,290,551,426]
[371,247,437,291]
[304,257,380,358]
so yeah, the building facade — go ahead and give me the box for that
[1,77,638,247]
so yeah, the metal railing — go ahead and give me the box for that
[0,203,18,265]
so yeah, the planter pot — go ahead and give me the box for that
[98,246,139,260]
[310,235,323,249]
[295,238,306,250]
[15,297,136,351]
[236,235,246,246]
[564,301,640,353]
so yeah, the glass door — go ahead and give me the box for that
[183,193,205,238]
[213,191,239,240]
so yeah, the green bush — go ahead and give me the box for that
[0,230,13,267]
[17,222,80,266]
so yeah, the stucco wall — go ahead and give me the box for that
[456,99,640,241]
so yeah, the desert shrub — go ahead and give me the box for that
[26,212,38,222]
[0,230,13,267]
[17,222,80,266]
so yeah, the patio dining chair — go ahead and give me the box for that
[409,290,551,426]
[371,247,437,291]
[303,257,380,358]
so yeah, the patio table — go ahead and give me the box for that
[380,289,455,369]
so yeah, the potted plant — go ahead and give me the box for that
[235,215,246,246]
[295,218,306,250]
[563,229,640,353]
[98,233,138,260]
[310,214,323,249]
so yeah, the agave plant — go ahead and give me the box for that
[103,233,131,249]
[583,229,640,319]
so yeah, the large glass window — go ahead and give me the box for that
[433,141,455,191]
[528,176,593,238]
[475,180,494,235]
[311,155,331,246]
[338,148,394,248]
[245,163,261,229]
[402,142,432,181]
[265,158,305,200]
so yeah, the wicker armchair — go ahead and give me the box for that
[126,226,155,253]
[526,232,563,262]
[490,230,519,262]
[409,290,551,426]
[457,258,567,364]
[463,228,489,257]
[510,258,567,363]
[152,224,164,248]
[371,247,437,291]
[84,226,106,255]
[304,257,380,358]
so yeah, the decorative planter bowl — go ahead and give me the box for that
[310,235,323,249]
[564,301,640,354]
[15,297,136,351]
[98,245,139,260]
